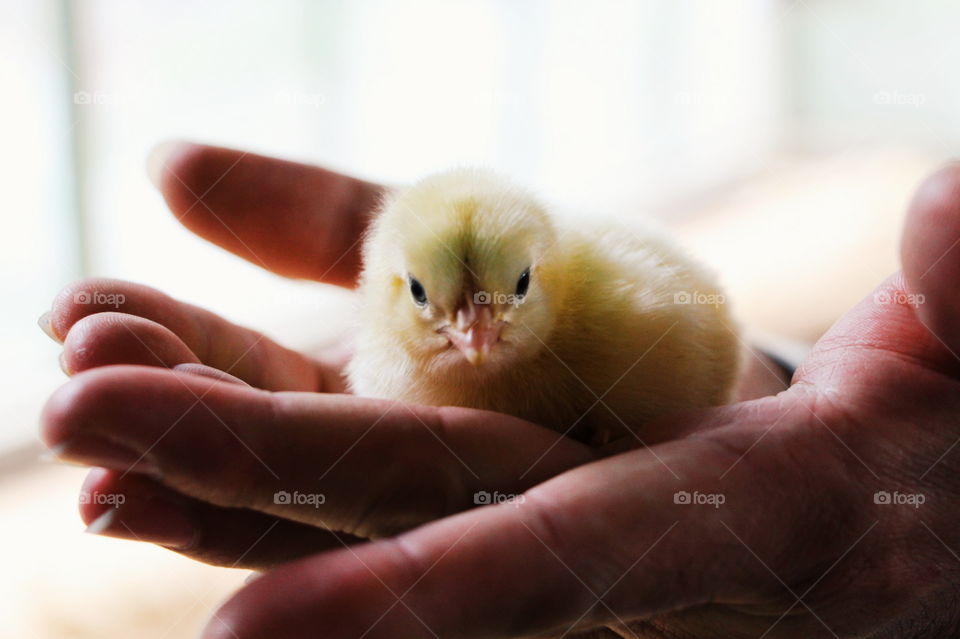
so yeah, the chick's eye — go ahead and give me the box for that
[409,276,428,306]
[515,267,531,298]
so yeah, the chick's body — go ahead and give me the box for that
[347,170,739,443]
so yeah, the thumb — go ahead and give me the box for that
[901,163,960,352]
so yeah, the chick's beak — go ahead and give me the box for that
[447,297,501,366]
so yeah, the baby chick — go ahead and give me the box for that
[347,169,739,444]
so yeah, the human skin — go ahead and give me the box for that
[39,144,960,638]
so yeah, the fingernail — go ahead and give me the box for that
[85,508,118,535]
[146,140,185,190]
[85,494,198,549]
[38,440,73,464]
[173,363,250,386]
[54,437,162,479]
[38,311,61,343]
[201,615,237,639]
[244,571,263,584]
[59,351,72,376]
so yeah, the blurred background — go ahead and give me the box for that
[4,0,957,636]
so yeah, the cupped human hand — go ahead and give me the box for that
[39,144,599,569]
[42,145,960,638]
[184,164,960,639]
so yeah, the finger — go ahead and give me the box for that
[80,468,363,570]
[203,404,853,639]
[797,164,960,389]
[902,162,960,353]
[61,311,251,386]
[797,272,960,391]
[41,366,597,537]
[61,312,200,374]
[149,141,383,286]
[47,278,341,391]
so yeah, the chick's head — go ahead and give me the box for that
[361,169,566,374]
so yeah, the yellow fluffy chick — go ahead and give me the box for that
[347,169,739,444]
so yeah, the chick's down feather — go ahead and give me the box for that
[347,169,740,444]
